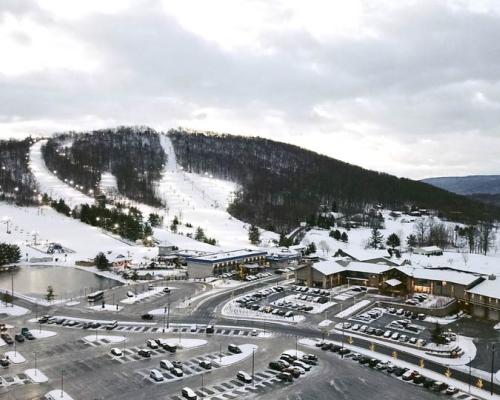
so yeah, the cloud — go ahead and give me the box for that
[0,0,499,179]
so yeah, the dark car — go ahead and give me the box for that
[38,315,50,324]
[138,349,151,358]
[321,343,332,351]
[358,356,371,365]
[163,343,177,353]
[1,334,13,345]
[413,374,425,384]
[24,332,35,340]
[269,361,285,371]
[82,322,92,329]
[199,360,212,370]
[141,314,154,320]
[228,344,242,354]
[394,367,409,377]
[277,372,293,382]
[14,334,25,343]
[0,358,9,367]
[338,348,351,356]
[423,378,436,389]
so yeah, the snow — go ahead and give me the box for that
[300,338,498,400]
[25,369,49,383]
[30,330,57,339]
[0,303,30,316]
[335,300,371,318]
[155,135,278,249]
[495,322,500,330]
[216,344,258,367]
[157,338,207,349]
[5,351,26,364]
[45,390,74,400]
[120,286,166,304]
[88,304,123,312]
[65,301,80,306]
[83,335,126,344]
[318,320,333,328]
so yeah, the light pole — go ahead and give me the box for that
[60,370,64,398]
[491,344,496,396]
[34,352,37,375]
[163,305,166,333]
[252,348,255,386]
[468,356,472,393]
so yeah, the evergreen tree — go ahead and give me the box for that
[305,242,317,255]
[2,292,13,306]
[386,233,401,250]
[148,213,162,227]
[46,285,55,302]
[431,322,446,345]
[143,223,153,239]
[0,243,21,266]
[94,252,109,270]
[195,227,206,241]
[406,234,417,249]
[368,227,384,249]
[248,224,260,245]
[341,232,348,242]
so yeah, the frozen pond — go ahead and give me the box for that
[0,265,121,300]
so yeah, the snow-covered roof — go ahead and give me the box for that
[336,248,390,262]
[385,278,402,287]
[466,277,500,299]
[416,246,443,252]
[345,261,392,274]
[397,266,481,286]
[187,249,267,263]
[312,260,345,276]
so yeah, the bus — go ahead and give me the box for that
[87,290,104,302]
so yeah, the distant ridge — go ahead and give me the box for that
[422,175,500,195]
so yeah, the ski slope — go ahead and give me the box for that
[155,134,277,248]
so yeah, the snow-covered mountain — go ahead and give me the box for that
[422,175,500,195]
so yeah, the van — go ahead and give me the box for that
[205,325,214,334]
[190,324,197,332]
[150,369,164,382]
[182,387,197,399]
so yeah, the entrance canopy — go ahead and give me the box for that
[384,278,402,287]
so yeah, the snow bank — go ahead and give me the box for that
[159,338,207,349]
[30,330,57,339]
[120,287,165,304]
[45,390,74,400]
[318,320,333,328]
[0,303,30,316]
[25,369,49,383]
[335,300,371,318]
[83,335,126,344]
[216,344,257,367]
[88,304,123,312]
[5,351,26,364]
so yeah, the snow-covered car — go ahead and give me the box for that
[150,369,164,381]
[110,348,123,357]
[236,370,253,383]
[127,291,134,297]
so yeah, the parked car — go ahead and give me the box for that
[110,348,123,357]
[0,358,10,367]
[163,287,171,294]
[171,367,183,377]
[147,339,159,349]
[277,372,293,382]
[1,334,13,345]
[14,334,25,343]
[181,387,198,400]
[206,325,214,334]
[190,324,197,332]
[160,359,174,370]
[172,360,183,370]
[127,291,134,297]
[138,349,151,357]
[199,360,212,370]
[236,370,253,383]
[445,387,459,395]
[269,361,286,371]
[150,369,164,382]
[228,344,242,354]
[141,314,154,320]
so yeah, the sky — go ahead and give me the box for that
[1,0,500,179]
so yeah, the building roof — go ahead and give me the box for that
[345,261,393,274]
[397,266,481,286]
[335,248,391,262]
[385,278,402,287]
[187,249,267,263]
[416,246,443,252]
[312,260,345,276]
[466,276,500,299]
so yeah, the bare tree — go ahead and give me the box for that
[318,240,331,255]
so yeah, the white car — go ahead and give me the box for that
[150,369,164,382]
[182,387,197,399]
[236,370,253,383]
[110,348,123,357]
[127,291,134,297]
[147,339,159,349]
[160,359,174,370]
[383,330,392,338]
[190,324,197,332]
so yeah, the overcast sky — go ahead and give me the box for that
[1,0,500,179]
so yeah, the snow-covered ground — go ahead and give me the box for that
[25,369,49,383]
[217,344,258,367]
[336,300,371,318]
[5,351,26,364]
[0,303,30,316]
[83,335,126,344]
[155,135,277,248]
[45,390,74,400]
[271,294,336,314]
[221,301,305,323]
[30,330,57,339]
[120,286,169,304]
[156,337,207,349]
[88,304,123,312]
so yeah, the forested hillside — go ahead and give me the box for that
[42,127,166,206]
[169,129,500,231]
[0,138,38,205]
[422,175,500,195]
